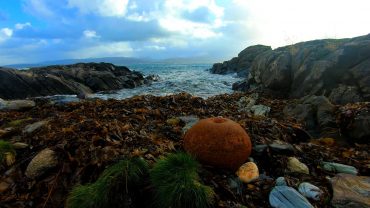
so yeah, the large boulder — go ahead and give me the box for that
[0,63,149,99]
[219,34,370,104]
[210,45,271,77]
[284,96,337,137]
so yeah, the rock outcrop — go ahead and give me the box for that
[210,45,272,77]
[0,63,148,99]
[212,34,370,104]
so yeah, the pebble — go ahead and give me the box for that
[178,116,199,133]
[25,148,58,179]
[321,161,358,175]
[23,120,48,134]
[236,162,259,183]
[287,157,309,174]
[298,182,323,201]
[330,173,370,208]
[269,186,314,208]
[12,142,29,149]
[250,104,271,116]
[269,141,295,155]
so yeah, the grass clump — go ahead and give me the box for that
[66,157,149,208]
[150,152,215,208]
[0,140,15,165]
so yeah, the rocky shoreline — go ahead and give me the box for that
[210,34,370,105]
[0,63,156,100]
[0,92,369,207]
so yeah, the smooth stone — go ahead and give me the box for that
[236,162,259,183]
[12,142,29,149]
[331,174,370,208]
[321,162,358,175]
[269,142,295,155]
[250,104,271,116]
[0,99,36,111]
[23,120,48,134]
[269,186,314,208]
[298,182,323,201]
[287,157,309,174]
[25,148,58,179]
[166,118,180,126]
[276,177,287,186]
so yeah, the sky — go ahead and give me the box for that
[0,0,369,65]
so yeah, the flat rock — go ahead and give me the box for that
[0,99,36,111]
[23,120,48,134]
[321,162,358,175]
[25,148,58,179]
[269,186,314,208]
[269,141,295,155]
[331,174,370,208]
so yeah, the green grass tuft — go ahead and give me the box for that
[66,157,149,208]
[0,140,15,164]
[150,152,215,208]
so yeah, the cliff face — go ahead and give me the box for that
[0,63,147,99]
[211,34,370,104]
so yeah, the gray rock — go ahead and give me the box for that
[250,105,271,116]
[237,93,259,113]
[215,34,370,104]
[232,80,249,91]
[179,116,199,133]
[284,96,337,137]
[25,148,58,179]
[330,174,370,208]
[0,63,149,99]
[269,186,314,208]
[23,120,48,134]
[269,141,295,155]
[298,182,323,201]
[321,162,358,175]
[0,99,36,111]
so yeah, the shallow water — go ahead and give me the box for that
[94,63,241,100]
[44,63,241,102]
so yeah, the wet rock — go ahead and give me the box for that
[253,144,268,156]
[236,162,259,183]
[23,120,48,134]
[269,186,314,208]
[329,84,363,104]
[232,80,249,91]
[0,99,36,111]
[250,105,271,116]
[287,157,309,174]
[298,182,323,201]
[269,141,295,155]
[25,148,58,179]
[330,174,370,208]
[145,74,161,84]
[321,162,358,175]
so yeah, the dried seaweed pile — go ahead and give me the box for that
[0,93,369,208]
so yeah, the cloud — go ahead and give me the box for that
[83,30,99,39]
[0,28,13,43]
[67,41,133,58]
[22,0,54,18]
[15,22,32,30]
[67,0,129,17]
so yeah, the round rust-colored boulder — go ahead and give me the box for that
[183,117,252,170]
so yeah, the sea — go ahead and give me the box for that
[44,63,241,102]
